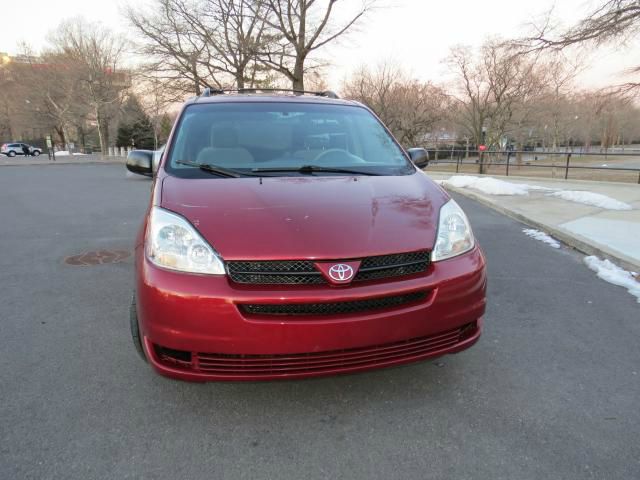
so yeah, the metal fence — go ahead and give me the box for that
[424,149,640,184]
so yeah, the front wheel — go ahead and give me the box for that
[130,293,147,362]
[32,150,40,156]
[7,151,15,157]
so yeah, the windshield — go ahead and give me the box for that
[165,101,413,177]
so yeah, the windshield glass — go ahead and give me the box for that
[165,101,413,177]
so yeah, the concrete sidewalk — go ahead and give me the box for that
[426,171,640,271]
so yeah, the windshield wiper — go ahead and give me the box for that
[177,160,266,178]
[251,165,382,176]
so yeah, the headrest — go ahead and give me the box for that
[211,125,238,148]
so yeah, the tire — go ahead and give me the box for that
[7,151,15,157]
[32,150,40,156]
[130,293,147,362]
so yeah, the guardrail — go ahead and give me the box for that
[424,150,640,184]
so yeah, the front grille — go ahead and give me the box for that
[355,250,430,282]
[240,291,427,316]
[153,323,476,377]
[227,260,324,284]
[227,250,430,285]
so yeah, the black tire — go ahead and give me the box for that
[7,151,15,157]
[32,150,40,156]
[130,293,147,362]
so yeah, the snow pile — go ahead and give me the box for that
[584,256,640,303]
[443,176,530,195]
[54,151,87,157]
[522,229,561,248]
[440,175,632,211]
[547,191,632,211]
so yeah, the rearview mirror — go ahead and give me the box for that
[126,150,154,177]
[407,148,429,167]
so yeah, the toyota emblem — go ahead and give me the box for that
[328,264,354,282]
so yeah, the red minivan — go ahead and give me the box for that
[126,89,486,381]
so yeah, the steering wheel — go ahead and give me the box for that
[313,149,365,164]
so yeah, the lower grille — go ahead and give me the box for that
[240,291,427,316]
[187,323,474,376]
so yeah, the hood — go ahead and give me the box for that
[160,172,448,260]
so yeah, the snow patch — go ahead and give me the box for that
[54,151,86,157]
[443,176,530,195]
[584,256,640,303]
[522,229,561,248]
[547,191,632,211]
[441,175,632,211]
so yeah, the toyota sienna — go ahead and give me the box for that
[126,88,487,381]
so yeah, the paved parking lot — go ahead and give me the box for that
[1,164,639,479]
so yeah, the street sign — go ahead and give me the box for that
[478,144,487,152]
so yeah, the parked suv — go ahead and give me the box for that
[126,89,487,381]
[1,143,42,157]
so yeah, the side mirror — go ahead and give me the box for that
[407,148,429,167]
[126,150,153,177]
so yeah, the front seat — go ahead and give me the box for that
[196,125,254,168]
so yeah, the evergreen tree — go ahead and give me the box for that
[116,94,155,149]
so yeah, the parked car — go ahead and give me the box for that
[1,143,42,157]
[126,88,487,381]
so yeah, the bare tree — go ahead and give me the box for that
[532,54,583,150]
[126,0,218,96]
[176,0,270,89]
[515,1,640,91]
[19,50,89,146]
[127,0,275,95]
[50,19,129,153]
[0,57,18,140]
[446,41,542,149]
[343,62,401,125]
[258,0,374,90]
[343,63,450,146]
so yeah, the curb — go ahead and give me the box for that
[445,185,640,273]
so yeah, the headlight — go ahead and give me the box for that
[146,206,225,275]
[432,199,475,262]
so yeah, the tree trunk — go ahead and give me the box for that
[95,107,110,154]
[292,57,305,91]
[101,120,110,152]
[236,66,245,89]
[54,126,67,147]
[77,125,86,152]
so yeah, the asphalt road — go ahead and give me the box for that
[1,165,639,480]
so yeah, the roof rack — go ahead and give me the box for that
[200,87,339,99]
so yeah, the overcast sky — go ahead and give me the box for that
[2,0,639,90]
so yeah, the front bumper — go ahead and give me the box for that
[135,246,487,381]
